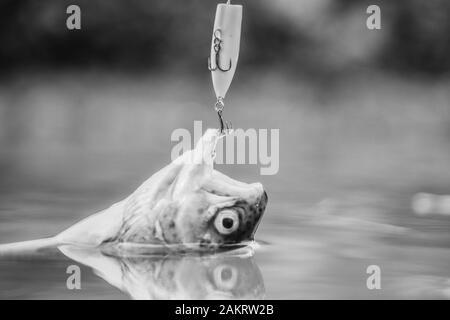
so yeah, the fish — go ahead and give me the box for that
[0,129,267,254]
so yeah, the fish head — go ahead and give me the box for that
[162,129,268,248]
[117,129,268,248]
[189,185,268,248]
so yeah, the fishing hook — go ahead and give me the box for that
[208,29,232,72]
[214,97,232,135]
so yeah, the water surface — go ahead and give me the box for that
[1,72,449,299]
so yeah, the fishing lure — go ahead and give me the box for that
[208,0,242,135]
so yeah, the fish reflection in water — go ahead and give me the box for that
[59,245,264,300]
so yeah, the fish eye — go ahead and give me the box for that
[214,210,239,235]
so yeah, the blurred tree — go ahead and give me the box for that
[0,0,449,77]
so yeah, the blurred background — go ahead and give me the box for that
[1,0,450,299]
